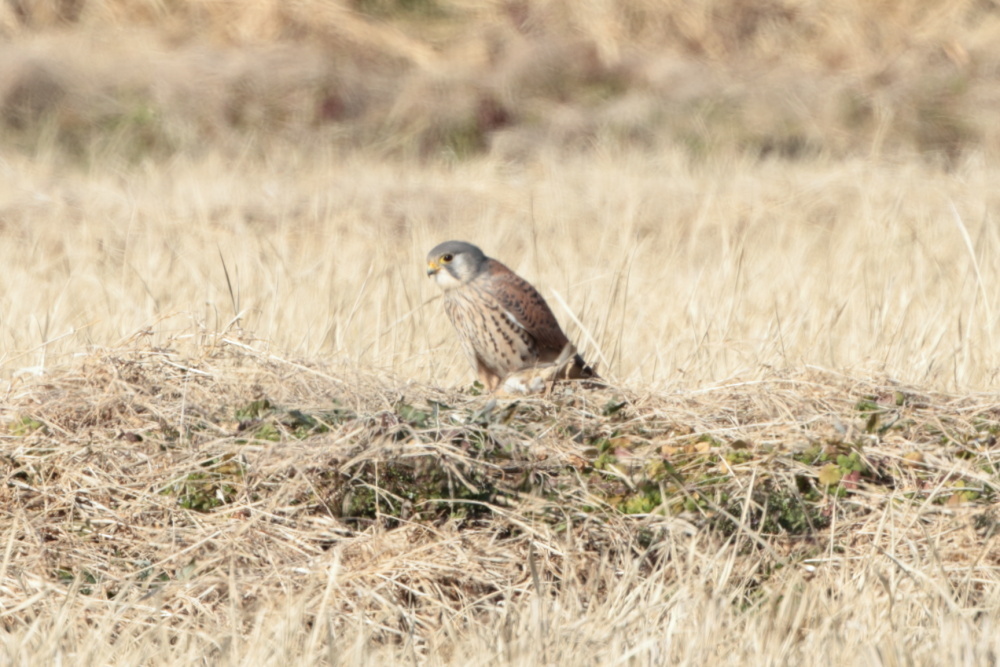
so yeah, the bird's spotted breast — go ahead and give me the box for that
[444,283,539,378]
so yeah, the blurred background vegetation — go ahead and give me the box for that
[1,0,999,165]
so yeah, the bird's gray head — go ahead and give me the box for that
[426,241,488,290]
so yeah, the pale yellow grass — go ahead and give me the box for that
[1,148,999,390]
[2,3,1000,664]
[7,518,1000,666]
[2,147,1000,665]
[0,337,998,665]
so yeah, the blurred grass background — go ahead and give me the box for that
[2,0,999,165]
[2,0,1000,390]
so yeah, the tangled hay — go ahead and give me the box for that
[1,332,998,661]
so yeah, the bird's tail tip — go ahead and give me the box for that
[555,343,601,383]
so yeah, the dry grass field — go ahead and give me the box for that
[2,1,1000,665]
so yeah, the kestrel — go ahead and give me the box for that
[426,240,595,391]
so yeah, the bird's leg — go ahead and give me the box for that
[485,373,502,393]
[475,358,502,393]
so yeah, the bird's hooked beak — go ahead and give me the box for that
[426,259,440,277]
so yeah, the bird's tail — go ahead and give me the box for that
[553,344,600,381]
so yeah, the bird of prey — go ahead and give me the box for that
[426,240,595,392]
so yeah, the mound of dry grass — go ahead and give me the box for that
[1,333,997,663]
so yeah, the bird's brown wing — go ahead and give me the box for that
[479,259,571,359]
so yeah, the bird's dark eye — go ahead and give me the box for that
[442,253,454,263]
